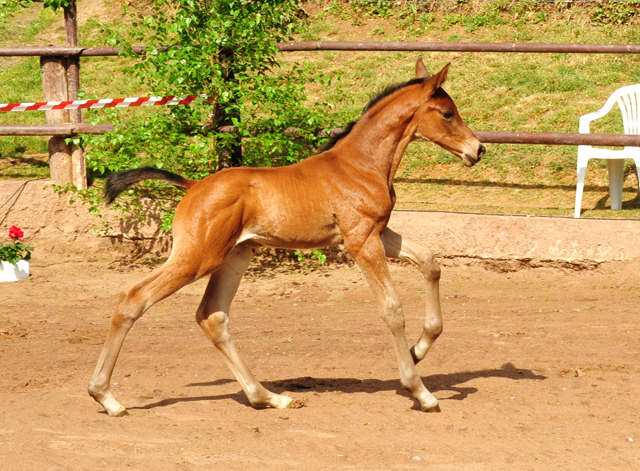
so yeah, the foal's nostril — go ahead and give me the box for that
[478,144,486,159]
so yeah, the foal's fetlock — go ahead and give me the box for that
[87,381,104,401]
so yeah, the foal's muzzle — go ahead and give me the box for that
[462,143,486,167]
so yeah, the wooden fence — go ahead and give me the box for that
[1,0,640,188]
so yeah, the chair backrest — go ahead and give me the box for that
[615,85,640,135]
[580,84,640,135]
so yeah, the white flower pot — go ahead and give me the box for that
[0,260,29,282]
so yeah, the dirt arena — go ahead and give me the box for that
[1,251,639,470]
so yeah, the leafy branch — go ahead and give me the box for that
[77,0,335,232]
[43,0,69,12]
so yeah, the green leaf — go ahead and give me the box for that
[43,0,70,12]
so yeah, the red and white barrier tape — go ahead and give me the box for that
[0,95,200,112]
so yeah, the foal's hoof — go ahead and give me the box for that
[90,390,129,417]
[422,403,441,413]
[107,405,129,417]
[251,393,293,409]
[108,407,129,417]
[272,394,294,409]
[417,393,440,412]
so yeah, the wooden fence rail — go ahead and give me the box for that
[0,124,114,136]
[276,41,640,54]
[2,41,640,56]
[2,125,640,148]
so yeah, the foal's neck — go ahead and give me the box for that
[341,86,420,188]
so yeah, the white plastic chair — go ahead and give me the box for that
[574,84,640,218]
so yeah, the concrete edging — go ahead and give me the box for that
[389,210,640,266]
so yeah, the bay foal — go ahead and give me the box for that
[89,59,485,416]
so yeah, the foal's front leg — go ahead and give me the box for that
[346,230,439,412]
[381,227,443,364]
[196,243,293,409]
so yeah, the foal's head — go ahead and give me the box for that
[411,59,485,167]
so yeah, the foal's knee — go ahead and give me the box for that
[381,298,405,332]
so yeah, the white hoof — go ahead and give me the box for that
[108,405,129,417]
[90,390,128,417]
[417,391,440,412]
[271,394,293,409]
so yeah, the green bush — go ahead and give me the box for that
[78,0,336,230]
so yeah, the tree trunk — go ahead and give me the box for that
[215,47,242,171]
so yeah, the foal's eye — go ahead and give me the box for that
[443,111,454,119]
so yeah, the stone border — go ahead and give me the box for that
[389,210,640,265]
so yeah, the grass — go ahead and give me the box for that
[281,1,640,218]
[1,0,640,218]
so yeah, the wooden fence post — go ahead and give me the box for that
[40,55,74,186]
[38,0,87,189]
[64,0,87,190]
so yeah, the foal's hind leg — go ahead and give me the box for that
[381,227,442,364]
[196,243,293,409]
[88,260,199,416]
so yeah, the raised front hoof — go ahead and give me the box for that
[410,347,420,365]
[410,345,426,365]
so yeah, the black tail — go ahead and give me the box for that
[104,167,193,204]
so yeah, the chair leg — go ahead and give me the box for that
[607,159,625,211]
[574,163,588,218]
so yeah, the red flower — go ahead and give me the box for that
[8,226,23,240]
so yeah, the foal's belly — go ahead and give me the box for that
[236,221,344,249]
[236,202,344,249]
[236,232,344,249]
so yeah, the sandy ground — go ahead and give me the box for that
[1,252,639,470]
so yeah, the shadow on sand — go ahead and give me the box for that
[128,362,546,412]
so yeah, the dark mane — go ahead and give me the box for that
[316,121,357,153]
[362,77,427,114]
[316,77,428,153]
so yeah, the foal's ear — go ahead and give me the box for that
[421,62,451,97]
[415,57,431,79]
